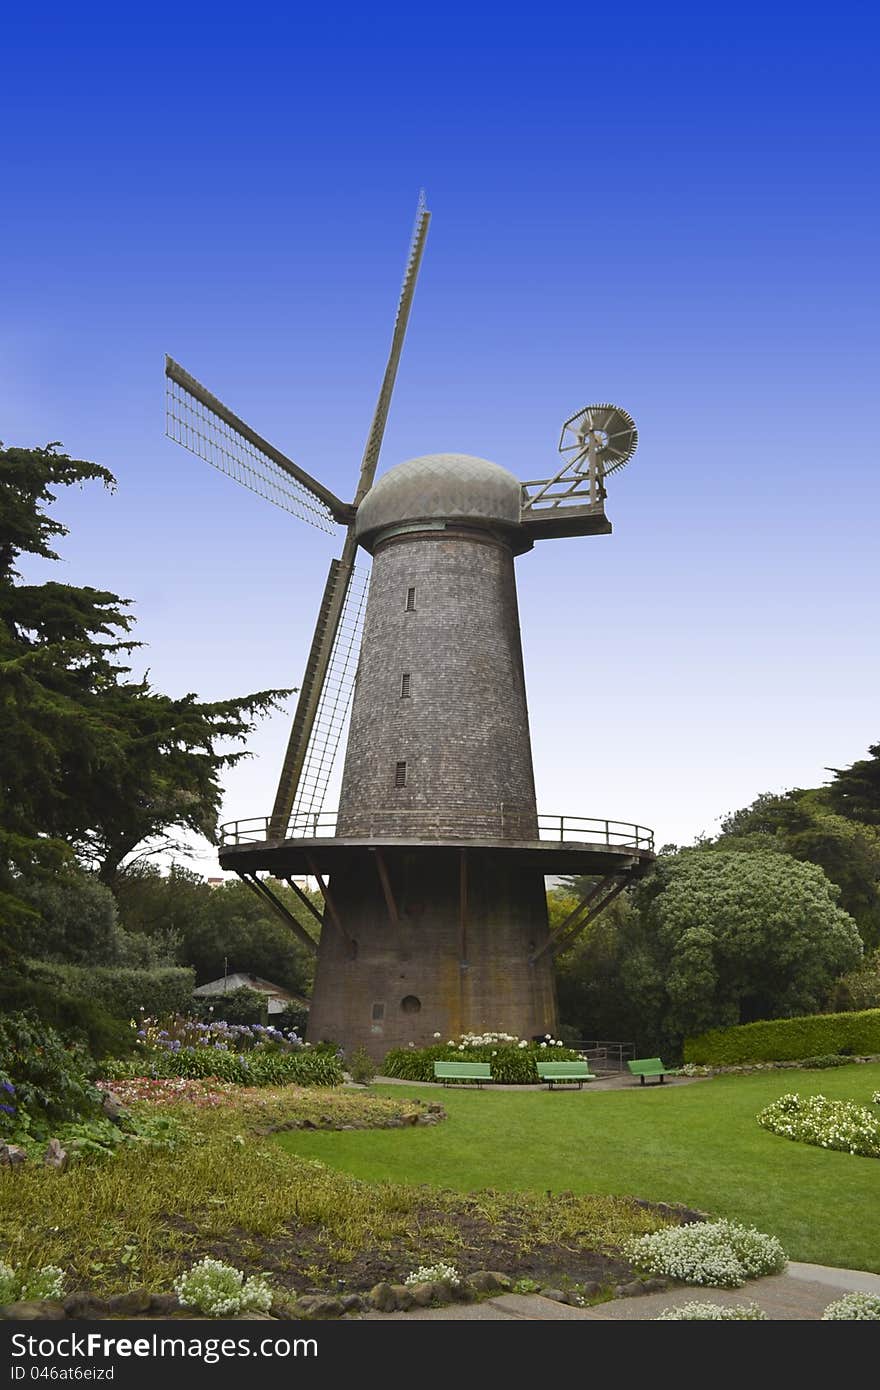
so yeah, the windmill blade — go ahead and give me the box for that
[353,189,432,504]
[269,193,431,834]
[164,355,352,531]
[287,564,370,832]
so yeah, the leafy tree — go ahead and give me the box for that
[114,864,318,997]
[17,866,173,966]
[1,443,289,915]
[827,742,880,826]
[640,849,862,1038]
[714,789,880,947]
[554,851,863,1054]
[826,949,880,1013]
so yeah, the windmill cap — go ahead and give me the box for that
[355,453,522,550]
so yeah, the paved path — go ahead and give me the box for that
[363,1264,880,1321]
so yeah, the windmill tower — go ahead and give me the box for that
[164,198,654,1056]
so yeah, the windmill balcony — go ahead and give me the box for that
[219,810,654,853]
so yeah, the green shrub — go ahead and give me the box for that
[0,1011,102,1139]
[685,1008,880,1066]
[346,1047,376,1085]
[99,1047,342,1088]
[24,960,196,1021]
[0,973,132,1059]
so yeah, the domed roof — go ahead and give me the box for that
[355,453,522,550]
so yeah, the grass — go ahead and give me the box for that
[274,1064,880,1273]
[0,1086,666,1296]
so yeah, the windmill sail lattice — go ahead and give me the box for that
[288,563,370,832]
[164,357,347,532]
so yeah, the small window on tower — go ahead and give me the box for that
[371,1002,385,1022]
[395,761,407,788]
[401,673,411,698]
[405,587,416,611]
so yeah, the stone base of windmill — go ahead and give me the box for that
[306,847,558,1059]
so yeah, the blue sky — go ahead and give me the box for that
[3,3,878,872]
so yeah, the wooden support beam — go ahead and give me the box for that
[307,854,356,956]
[236,873,318,955]
[534,874,614,962]
[371,848,400,932]
[459,849,468,964]
[548,877,631,960]
[531,875,630,964]
[284,876,325,931]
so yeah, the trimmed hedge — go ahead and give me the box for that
[24,960,196,1021]
[685,1008,880,1066]
[383,1043,581,1085]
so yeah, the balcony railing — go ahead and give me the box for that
[219,809,654,853]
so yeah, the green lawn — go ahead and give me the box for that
[276,1064,880,1273]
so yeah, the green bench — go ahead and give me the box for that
[433,1061,492,1087]
[536,1060,596,1090]
[627,1057,676,1086]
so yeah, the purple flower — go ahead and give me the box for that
[1,1081,14,1094]
[0,1103,15,1115]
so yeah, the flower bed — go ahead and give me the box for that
[383,1032,580,1084]
[757,1093,880,1158]
[97,1077,230,1108]
[99,1014,344,1088]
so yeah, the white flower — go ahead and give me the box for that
[540,1042,547,1048]
[433,1032,441,1039]
[545,1034,552,1040]
[822,1292,880,1320]
[518,1040,528,1048]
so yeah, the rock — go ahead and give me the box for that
[541,1288,567,1303]
[403,1113,419,1125]
[453,1281,475,1303]
[469,1271,513,1293]
[149,1293,181,1315]
[388,1284,413,1311]
[368,1282,397,1313]
[294,1295,343,1319]
[407,1282,435,1308]
[641,1277,668,1293]
[231,1313,275,1320]
[614,1281,645,1298]
[101,1091,126,1123]
[340,1294,363,1314]
[579,1280,601,1298]
[0,1144,27,1169]
[301,1119,316,1129]
[64,1292,111,1318]
[44,1138,68,1172]
[384,1118,404,1128]
[0,1301,66,1320]
[426,1103,444,1114]
[106,1288,152,1315]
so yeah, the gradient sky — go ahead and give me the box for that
[3,3,878,875]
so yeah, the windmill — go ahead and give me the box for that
[164,197,654,1056]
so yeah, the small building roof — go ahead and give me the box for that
[192,972,308,1008]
